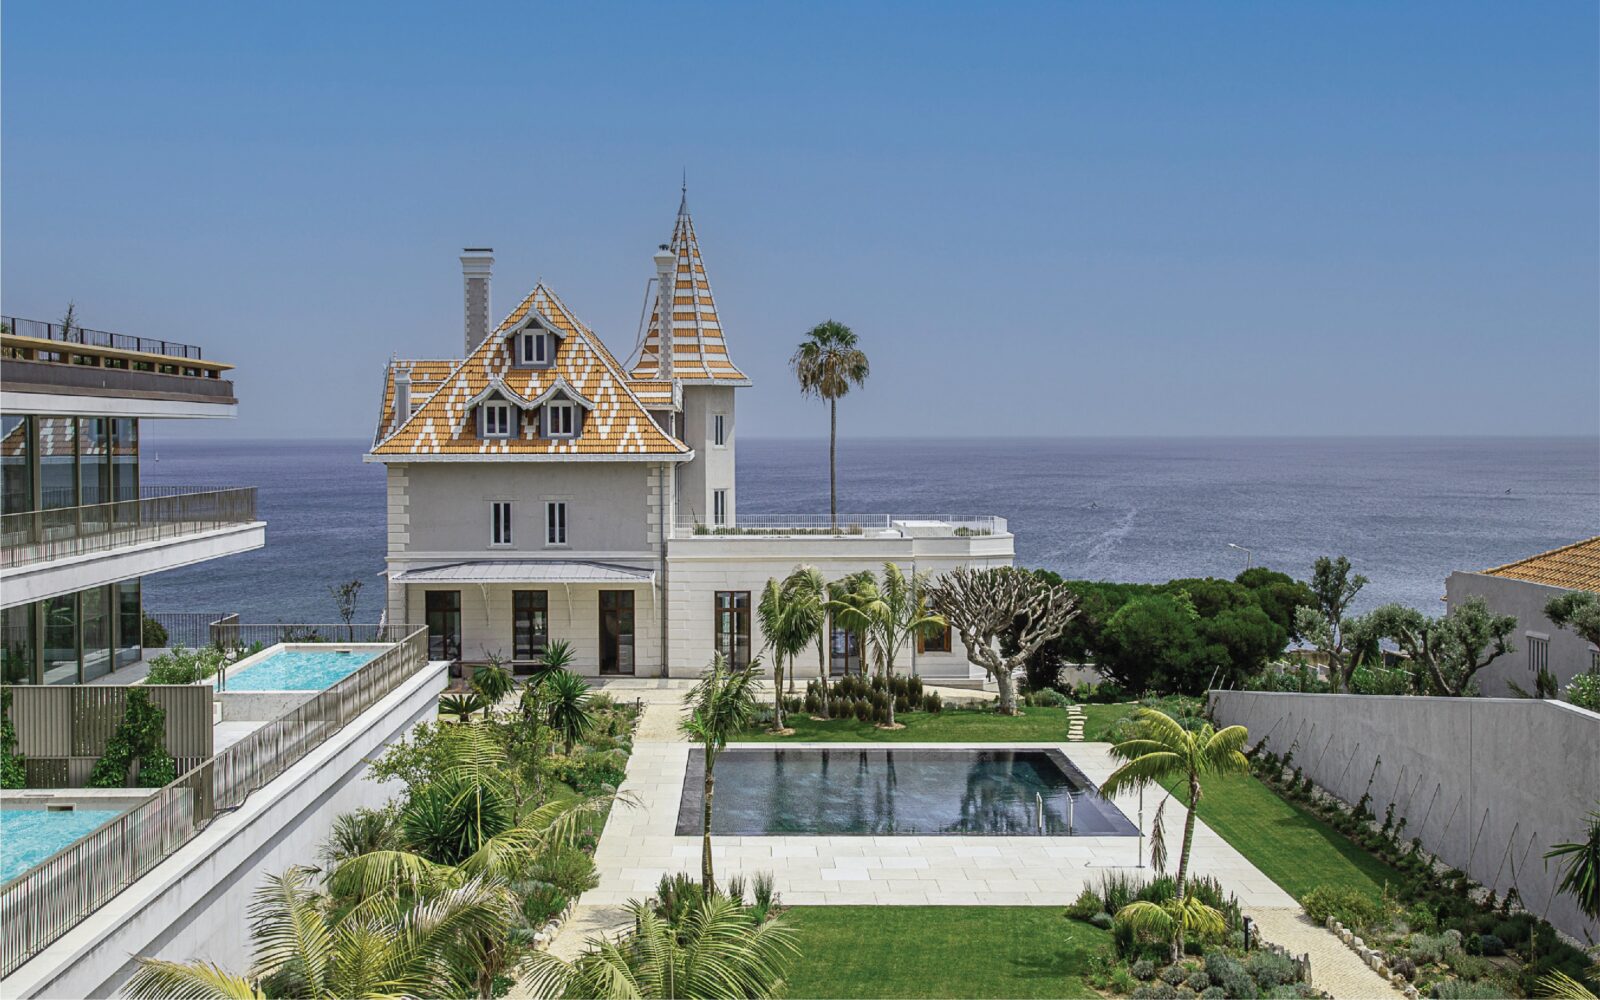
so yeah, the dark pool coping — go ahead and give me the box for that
[674,745,1139,837]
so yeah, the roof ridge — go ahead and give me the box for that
[1483,534,1600,575]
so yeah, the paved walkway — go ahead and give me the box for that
[1249,906,1405,999]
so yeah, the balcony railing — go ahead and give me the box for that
[1,487,259,569]
[1,315,205,360]
[0,626,430,977]
[672,514,1007,538]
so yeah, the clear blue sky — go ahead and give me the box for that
[4,2,1596,440]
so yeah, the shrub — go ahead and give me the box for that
[1200,989,1226,1000]
[1204,953,1257,1000]
[1098,871,1145,914]
[519,882,567,927]
[1066,887,1103,920]
[1245,950,1298,988]
[1,688,26,788]
[1026,687,1073,708]
[1138,876,1178,904]
[1131,984,1179,1000]
[145,645,230,685]
[87,690,176,788]
[1089,911,1115,930]
[922,690,943,713]
[1392,957,1417,981]
[1302,885,1381,929]
[1160,964,1188,986]
[528,845,598,900]
[141,615,169,648]
[1566,672,1600,712]
[1184,969,1211,992]
[1430,980,1507,1000]
[1132,959,1158,981]
[1470,932,1505,956]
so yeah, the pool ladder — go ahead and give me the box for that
[1038,792,1075,835]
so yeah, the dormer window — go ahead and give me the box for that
[482,401,513,438]
[517,331,553,368]
[544,401,576,438]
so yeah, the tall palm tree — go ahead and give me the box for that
[519,895,798,999]
[681,652,762,892]
[861,562,946,727]
[790,320,869,528]
[122,865,511,1000]
[1099,707,1251,960]
[757,577,813,732]
[785,565,831,714]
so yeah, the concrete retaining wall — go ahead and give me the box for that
[1209,691,1600,942]
[3,661,449,998]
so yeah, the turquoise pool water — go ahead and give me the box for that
[2,809,122,882]
[225,648,381,691]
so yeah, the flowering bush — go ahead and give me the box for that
[1565,672,1600,713]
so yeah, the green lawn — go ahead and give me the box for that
[737,702,1138,743]
[1159,771,1405,902]
[780,906,1109,999]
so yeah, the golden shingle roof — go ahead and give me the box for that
[369,283,690,460]
[629,194,750,385]
[1483,536,1600,591]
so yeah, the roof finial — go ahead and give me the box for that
[679,169,689,215]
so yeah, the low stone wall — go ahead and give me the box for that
[1209,691,1600,943]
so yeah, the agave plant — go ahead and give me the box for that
[520,895,798,999]
[1545,806,1600,922]
[439,692,487,723]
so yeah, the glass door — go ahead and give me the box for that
[425,591,461,662]
[830,625,861,676]
[599,591,634,675]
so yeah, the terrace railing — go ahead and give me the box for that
[2,315,206,360]
[0,625,430,977]
[0,487,258,569]
[672,514,1007,538]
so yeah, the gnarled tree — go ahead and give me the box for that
[925,566,1078,714]
[1546,590,1600,650]
[1368,596,1517,696]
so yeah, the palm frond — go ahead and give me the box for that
[122,959,265,1000]
[1101,750,1185,796]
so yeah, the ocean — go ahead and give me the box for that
[138,436,1599,624]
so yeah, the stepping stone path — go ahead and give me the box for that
[1065,703,1086,741]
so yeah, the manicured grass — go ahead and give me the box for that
[1159,771,1405,902]
[780,906,1109,999]
[737,702,1140,743]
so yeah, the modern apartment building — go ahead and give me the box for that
[368,195,1014,681]
[0,315,265,683]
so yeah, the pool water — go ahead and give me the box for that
[675,748,1139,836]
[2,809,122,883]
[225,649,380,691]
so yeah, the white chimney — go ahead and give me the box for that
[461,248,494,354]
[653,244,676,380]
[392,366,411,430]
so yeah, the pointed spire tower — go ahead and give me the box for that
[632,189,751,385]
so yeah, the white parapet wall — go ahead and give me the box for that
[1209,691,1600,943]
[2,659,450,999]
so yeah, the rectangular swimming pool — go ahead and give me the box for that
[224,648,381,691]
[1,809,122,883]
[675,748,1138,836]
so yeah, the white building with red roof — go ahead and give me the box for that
[366,193,1013,681]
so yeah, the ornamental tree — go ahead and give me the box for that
[1294,555,1370,691]
[925,566,1078,714]
[1545,591,1600,650]
[1367,596,1517,697]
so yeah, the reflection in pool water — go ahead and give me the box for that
[675,748,1138,836]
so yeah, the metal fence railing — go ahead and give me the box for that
[210,622,418,650]
[144,611,237,651]
[2,315,206,360]
[0,487,258,568]
[0,626,429,977]
[672,514,1007,538]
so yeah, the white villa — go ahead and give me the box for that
[367,194,1014,682]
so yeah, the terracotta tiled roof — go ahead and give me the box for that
[369,283,691,460]
[629,194,750,385]
[1483,536,1600,592]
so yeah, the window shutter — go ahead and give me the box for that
[476,405,484,438]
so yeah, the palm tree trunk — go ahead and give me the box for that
[702,760,716,893]
[829,398,838,528]
[817,631,830,718]
[773,657,785,730]
[885,655,896,727]
[1172,773,1201,962]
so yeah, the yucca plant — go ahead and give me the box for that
[519,895,798,1000]
[543,668,595,753]
[1100,706,1251,960]
[1545,807,1600,922]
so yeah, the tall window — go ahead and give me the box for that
[482,402,512,438]
[715,591,751,669]
[713,413,726,447]
[116,580,141,667]
[713,489,727,526]
[1528,635,1549,676]
[425,591,461,661]
[2,416,32,515]
[918,622,952,653]
[519,331,551,366]
[546,501,567,545]
[513,590,548,660]
[38,417,76,510]
[544,402,576,438]
[490,501,513,547]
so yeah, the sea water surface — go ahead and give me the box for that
[139,436,1598,623]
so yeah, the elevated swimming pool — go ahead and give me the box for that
[2,808,123,884]
[222,646,383,692]
[675,747,1138,836]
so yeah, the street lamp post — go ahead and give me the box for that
[1227,542,1253,569]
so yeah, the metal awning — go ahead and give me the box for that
[391,560,655,585]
